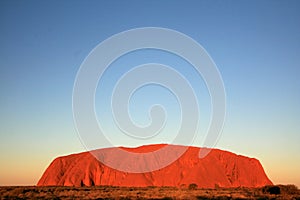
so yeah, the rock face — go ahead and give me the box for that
[37,144,272,188]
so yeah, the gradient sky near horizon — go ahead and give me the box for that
[1,0,300,187]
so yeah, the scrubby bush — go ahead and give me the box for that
[283,184,299,194]
[188,183,198,190]
[161,197,173,200]
[262,185,281,195]
[262,184,299,195]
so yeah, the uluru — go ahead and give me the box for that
[37,144,272,188]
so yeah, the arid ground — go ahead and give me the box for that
[1,185,299,200]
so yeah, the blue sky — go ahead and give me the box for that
[0,0,300,186]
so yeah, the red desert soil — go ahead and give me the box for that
[38,144,272,188]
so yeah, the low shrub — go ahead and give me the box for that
[282,184,299,194]
[188,183,198,190]
[161,197,173,200]
[262,185,281,195]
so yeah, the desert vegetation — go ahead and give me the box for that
[1,184,300,200]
